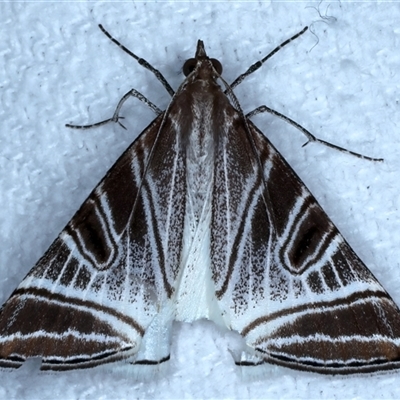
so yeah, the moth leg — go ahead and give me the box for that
[66,88,161,130]
[247,105,383,162]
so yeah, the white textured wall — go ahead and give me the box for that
[0,2,399,399]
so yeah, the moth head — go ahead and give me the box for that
[183,40,223,77]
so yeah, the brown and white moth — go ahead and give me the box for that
[1,25,400,375]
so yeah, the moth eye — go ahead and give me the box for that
[211,58,223,74]
[183,58,197,76]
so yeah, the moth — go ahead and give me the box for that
[1,25,400,375]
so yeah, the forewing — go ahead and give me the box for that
[211,117,400,374]
[0,112,187,370]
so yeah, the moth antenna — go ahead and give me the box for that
[229,26,308,90]
[98,24,175,97]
